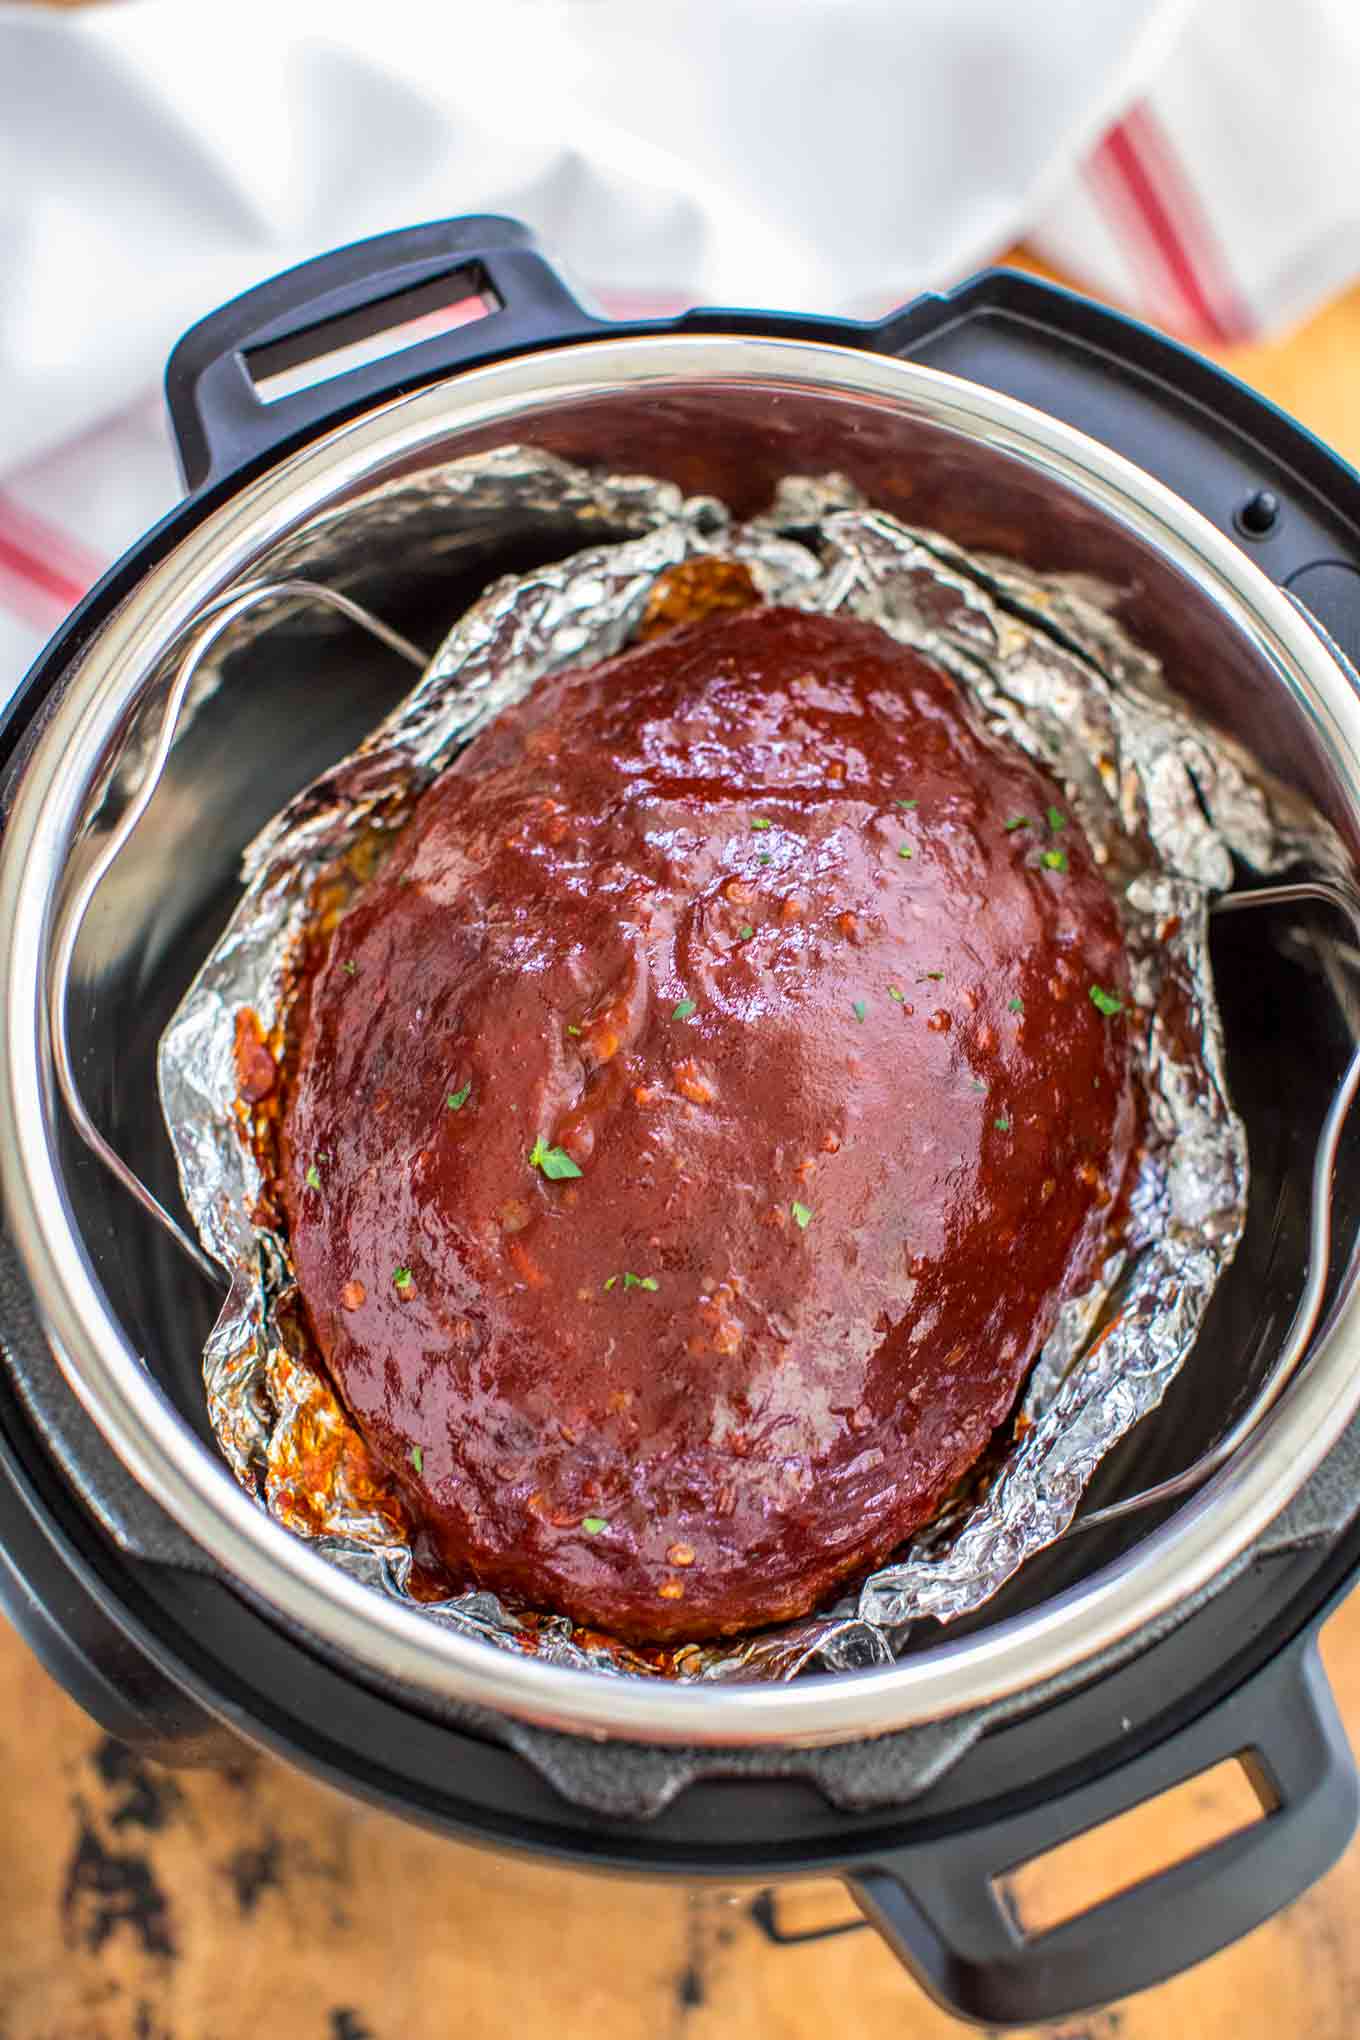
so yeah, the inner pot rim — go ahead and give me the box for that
[3,332,1360,1749]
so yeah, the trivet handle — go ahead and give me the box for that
[165,217,605,492]
[47,576,427,1291]
[845,1636,1356,2028]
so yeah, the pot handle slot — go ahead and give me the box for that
[844,1637,1357,2029]
[165,217,604,492]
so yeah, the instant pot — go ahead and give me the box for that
[2,216,1360,2029]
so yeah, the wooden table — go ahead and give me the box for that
[7,269,1360,2040]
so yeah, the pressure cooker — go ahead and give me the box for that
[1,216,1359,2029]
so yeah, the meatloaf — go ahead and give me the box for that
[279,604,1137,1643]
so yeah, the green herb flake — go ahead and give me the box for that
[640,1276,659,1292]
[921,970,944,981]
[994,1115,1011,1132]
[581,1515,608,1535]
[1090,984,1125,1018]
[392,1265,413,1293]
[672,997,698,1021]
[529,1136,582,1180]
[1041,848,1068,873]
[852,999,867,1021]
[1007,997,1024,1014]
[305,1162,322,1191]
[566,1023,582,1037]
[446,1082,472,1112]
[1004,816,1032,832]
[409,1443,423,1474]
[342,959,358,976]
[758,852,774,865]
[791,1201,812,1230]
[889,985,905,1002]
[616,1271,660,1292]
[603,1275,618,1291]
[751,817,773,832]
[894,798,919,810]
[738,924,755,942]
[1046,805,1068,833]
[897,843,914,860]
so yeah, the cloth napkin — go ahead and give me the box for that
[2,0,1357,689]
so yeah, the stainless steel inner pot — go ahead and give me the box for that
[3,335,1360,1748]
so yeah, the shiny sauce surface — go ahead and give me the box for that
[280,606,1136,1641]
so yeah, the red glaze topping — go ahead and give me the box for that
[280,607,1136,1642]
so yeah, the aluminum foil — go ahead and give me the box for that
[159,448,1322,1682]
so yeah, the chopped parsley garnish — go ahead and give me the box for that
[672,997,697,1020]
[393,1266,413,1292]
[889,985,905,1002]
[751,817,773,831]
[1090,984,1125,1017]
[342,959,358,976]
[446,1082,472,1111]
[566,1023,582,1037]
[895,798,919,810]
[1004,816,1031,832]
[738,924,755,941]
[305,1162,322,1191]
[603,1275,617,1291]
[994,1115,1011,1132]
[409,1444,423,1473]
[921,970,944,981]
[898,843,914,859]
[852,999,867,1021]
[758,852,773,865]
[1041,848,1068,872]
[1047,806,1067,833]
[608,1271,659,1292]
[581,1516,608,1535]
[529,1136,582,1180]
[1007,997,1024,1014]
[791,1201,812,1229]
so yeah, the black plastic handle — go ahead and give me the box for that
[884,268,1360,637]
[845,1635,1356,2028]
[164,216,606,492]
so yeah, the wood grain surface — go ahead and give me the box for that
[6,264,1360,2039]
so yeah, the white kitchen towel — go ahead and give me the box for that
[1033,0,1360,345]
[3,0,1358,689]
[0,0,1184,477]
